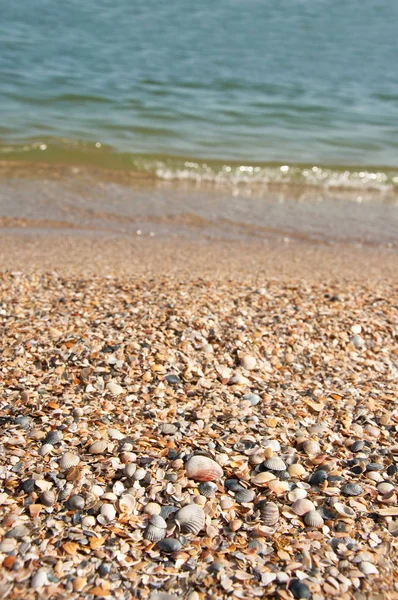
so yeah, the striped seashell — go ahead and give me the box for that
[39,444,54,457]
[235,488,256,504]
[175,504,206,535]
[185,456,223,482]
[144,514,167,542]
[333,502,356,518]
[258,501,279,526]
[303,510,324,528]
[198,482,218,498]
[59,452,80,471]
[263,457,286,472]
[40,490,56,507]
[291,498,315,516]
[302,440,321,456]
[89,440,107,455]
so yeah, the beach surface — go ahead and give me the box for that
[1,170,398,600]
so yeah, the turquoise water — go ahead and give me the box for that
[1,0,398,190]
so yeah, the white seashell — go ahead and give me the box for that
[288,463,306,478]
[143,502,161,516]
[220,496,235,510]
[113,481,125,496]
[107,427,124,440]
[124,463,137,477]
[39,444,53,457]
[100,503,116,522]
[185,456,223,482]
[144,514,167,541]
[303,510,324,528]
[258,501,279,526]
[175,504,206,535]
[251,472,276,485]
[101,492,118,501]
[106,381,124,396]
[263,457,286,472]
[118,494,136,515]
[82,515,96,527]
[302,440,321,456]
[229,372,250,385]
[31,569,48,589]
[239,354,257,370]
[90,485,104,497]
[291,499,315,516]
[133,468,147,481]
[159,423,178,435]
[59,452,80,470]
[377,482,394,495]
[40,490,56,507]
[288,488,307,502]
[359,561,379,575]
[0,539,17,553]
[334,502,356,518]
[89,440,107,454]
[268,480,289,495]
[263,439,281,452]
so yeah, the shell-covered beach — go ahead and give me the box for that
[1,271,397,599]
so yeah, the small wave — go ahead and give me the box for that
[0,138,397,196]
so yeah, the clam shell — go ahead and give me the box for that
[100,503,116,521]
[198,482,218,498]
[258,501,279,526]
[157,538,182,553]
[341,483,363,497]
[302,440,320,456]
[263,457,286,472]
[89,440,108,455]
[268,479,289,495]
[159,423,178,435]
[68,494,85,510]
[40,490,56,507]
[235,488,255,504]
[251,472,276,485]
[185,456,223,482]
[303,510,324,528]
[118,494,136,515]
[59,452,80,470]
[288,488,307,502]
[144,515,167,542]
[334,502,356,518]
[39,444,54,457]
[288,463,306,478]
[143,502,161,515]
[175,504,205,535]
[291,498,315,516]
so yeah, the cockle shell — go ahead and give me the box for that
[144,514,167,542]
[40,490,56,507]
[89,440,107,455]
[291,499,315,516]
[303,510,324,528]
[263,457,286,472]
[198,482,218,498]
[143,502,162,516]
[185,456,223,482]
[175,504,206,535]
[288,463,306,478]
[258,501,279,526]
[59,452,80,470]
[100,503,116,522]
[235,488,256,504]
[302,440,321,456]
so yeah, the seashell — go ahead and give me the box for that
[40,490,56,507]
[21,478,35,494]
[309,469,328,486]
[185,456,223,482]
[225,478,245,492]
[31,569,48,589]
[144,514,167,542]
[359,561,379,575]
[341,483,363,497]
[39,444,54,457]
[175,504,205,535]
[302,440,320,456]
[59,452,80,470]
[252,472,276,486]
[90,485,104,497]
[120,451,137,464]
[351,440,366,452]
[160,505,178,520]
[249,452,265,466]
[288,463,306,478]
[262,457,286,472]
[303,510,324,528]
[235,488,255,504]
[113,481,125,496]
[291,499,315,516]
[198,482,218,498]
[157,538,182,553]
[68,495,85,510]
[0,539,17,553]
[242,393,261,406]
[377,482,394,495]
[258,501,279,526]
[220,496,235,510]
[82,516,96,527]
[334,502,356,518]
[107,427,124,440]
[193,495,207,506]
[106,381,124,395]
[268,480,289,495]
[288,578,311,600]
[100,503,116,522]
[350,334,365,350]
[89,440,107,455]
[118,494,136,514]
[239,354,256,370]
[44,430,63,445]
[229,518,243,532]
[124,463,137,477]
[229,372,250,385]
[6,525,30,539]
[159,423,178,435]
[288,488,307,502]
[143,502,161,515]
[133,468,147,481]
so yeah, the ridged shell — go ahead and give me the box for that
[144,515,167,541]
[89,440,107,455]
[59,452,80,470]
[334,502,356,518]
[198,482,218,498]
[39,444,54,457]
[185,456,223,482]
[143,502,161,515]
[175,504,205,535]
[263,457,286,472]
[235,488,255,504]
[302,440,321,456]
[342,483,363,496]
[40,490,56,507]
[303,510,324,528]
[258,501,279,526]
[291,498,315,516]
